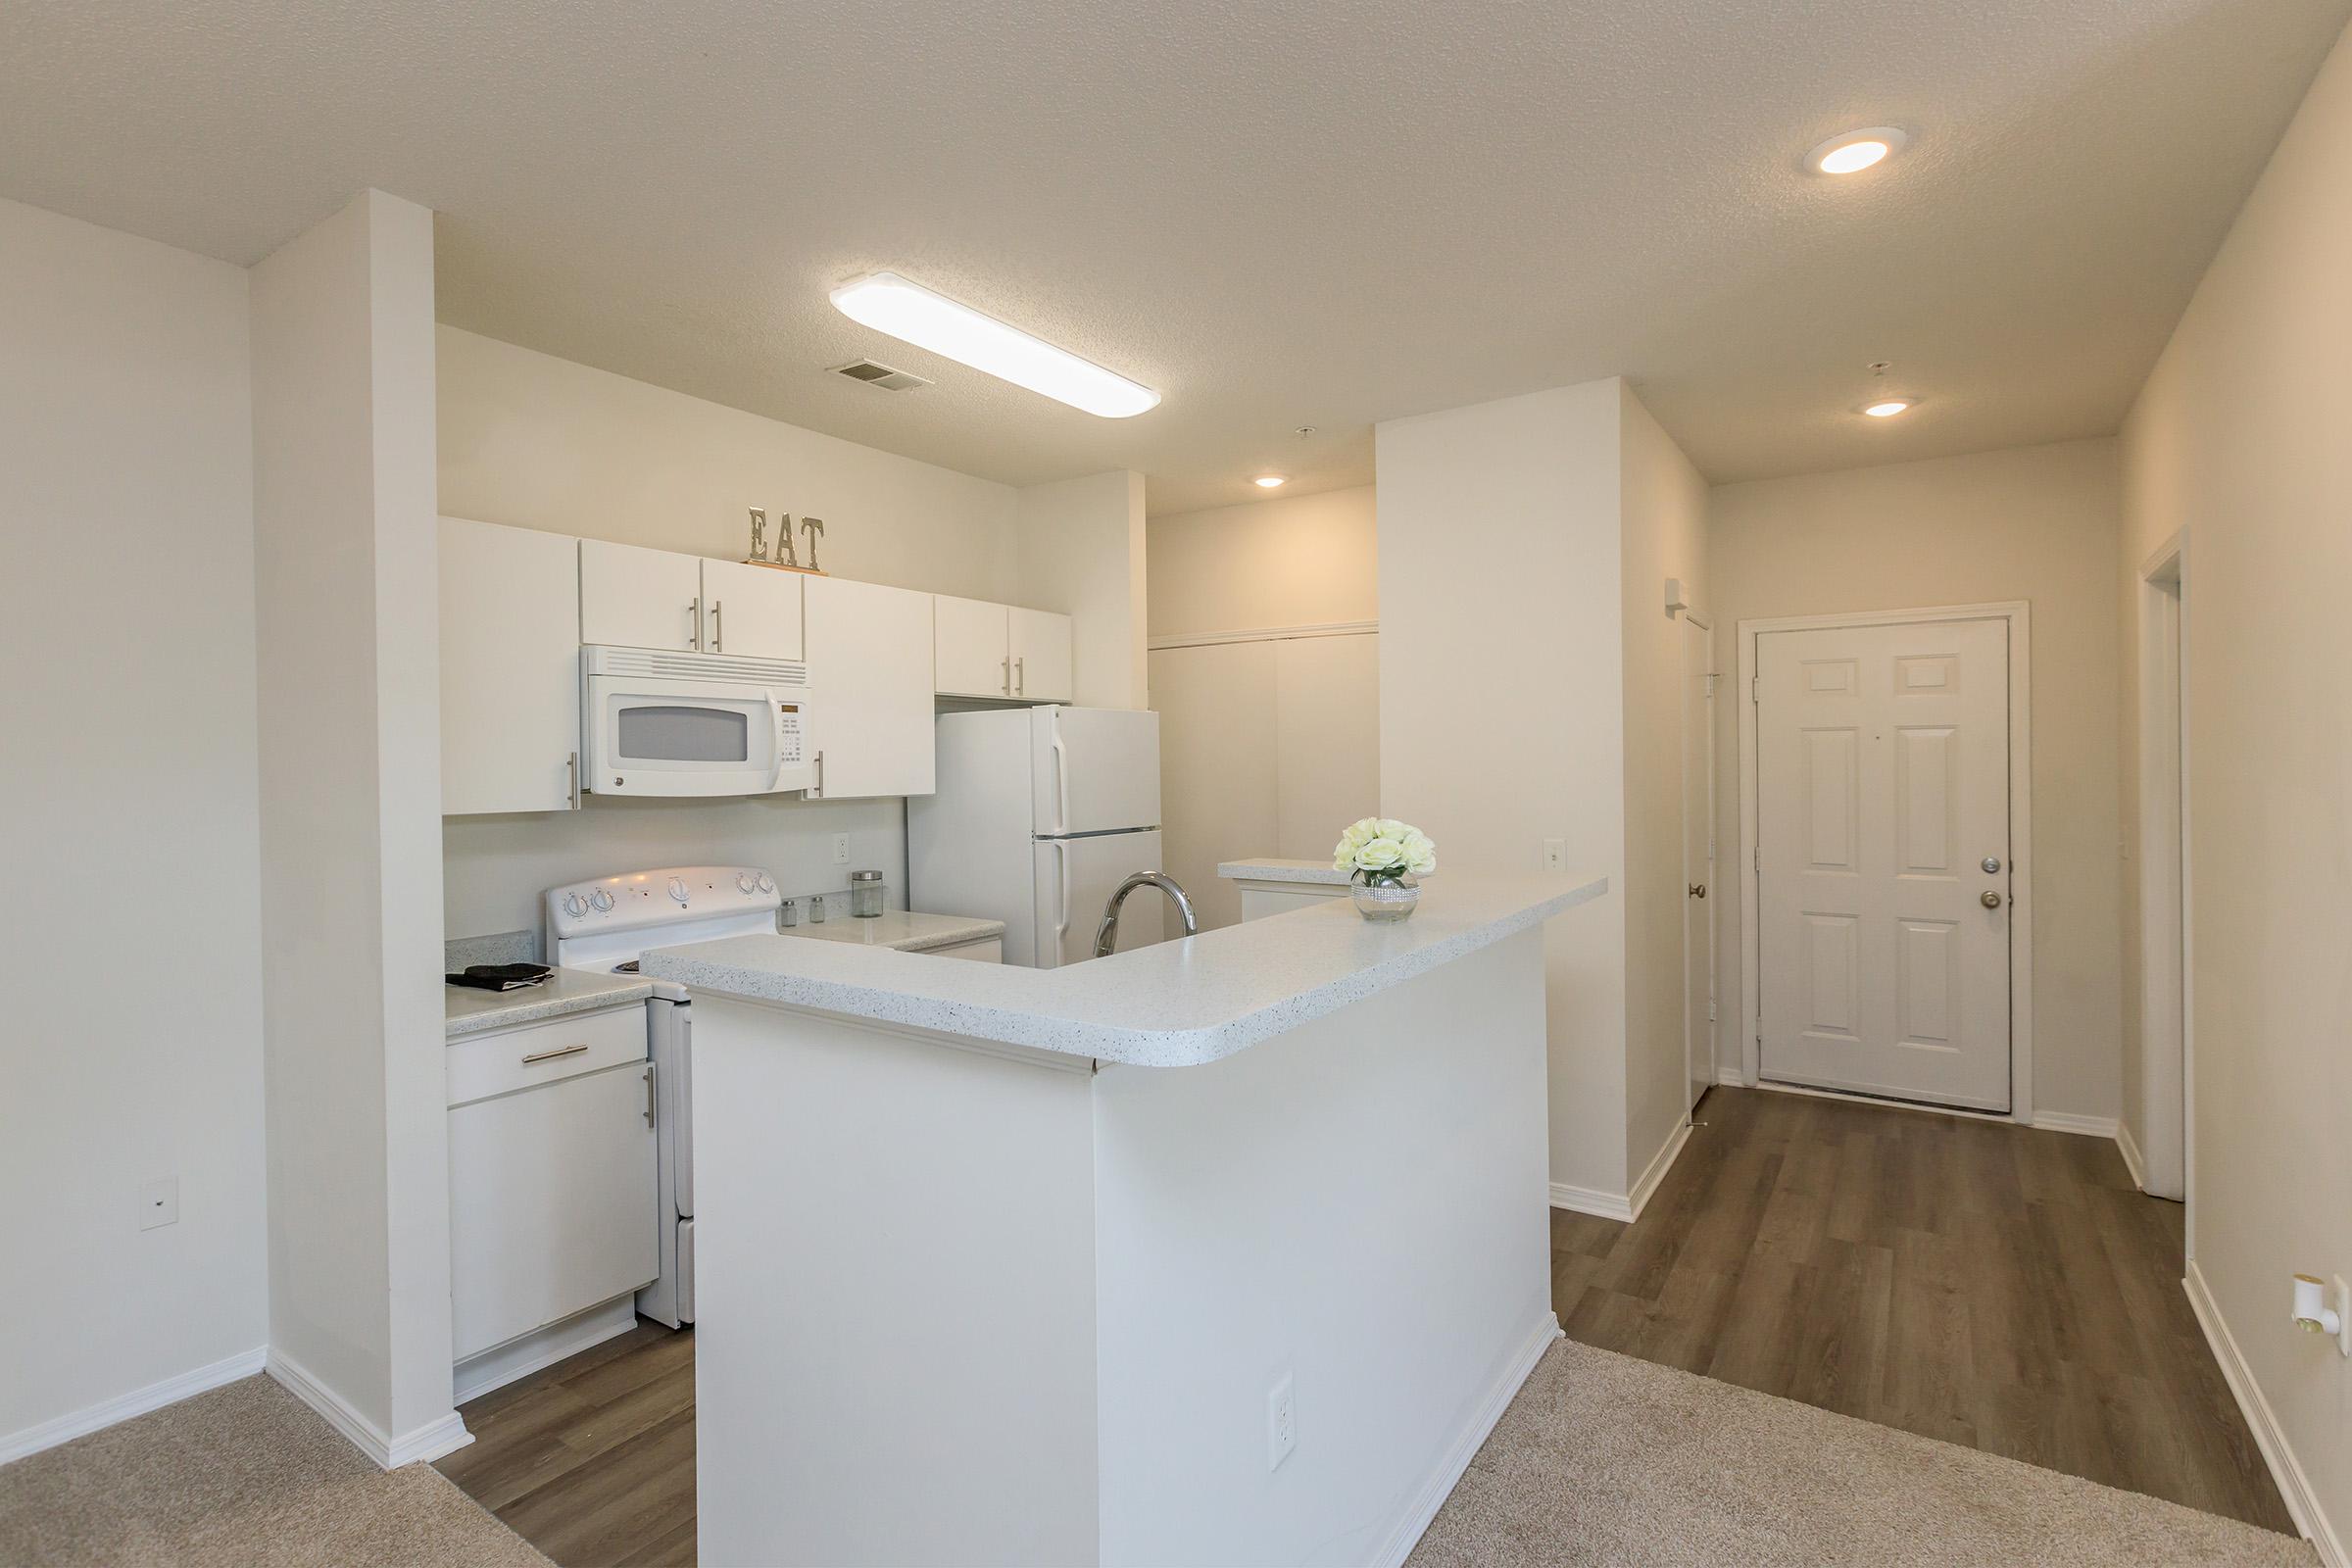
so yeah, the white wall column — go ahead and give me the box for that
[250,188,460,1464]
[1016,469,1148,709]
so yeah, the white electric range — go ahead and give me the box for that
[546,864,781,1328]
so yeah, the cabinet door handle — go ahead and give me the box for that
[810,749,824,797]
[1002,657,1010,695]
[520,1042,589,1065]
[566,751,582,810]
[687,596,702,649]
[711,600,723,652]
[644,1062,657,1128]
[1015,656,1025,696]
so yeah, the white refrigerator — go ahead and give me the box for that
[907,707,1166,968]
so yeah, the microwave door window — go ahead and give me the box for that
[615,704,751,763]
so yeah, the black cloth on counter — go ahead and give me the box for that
[445,962,553,993]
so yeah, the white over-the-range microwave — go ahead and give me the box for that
[581,645,815,797]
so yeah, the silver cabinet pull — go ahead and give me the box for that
[688,596,701,649]
[1002,657,1010,695]
[521,1042,590,1064]
[810,749,825,797]
[566,751,582,810]
[644,1063,657,1128]
[1015,656,1025,696]
[711,599,723,652]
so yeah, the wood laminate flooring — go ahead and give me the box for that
[439,1084,2294,1567]
[1556,1085,2294,1534]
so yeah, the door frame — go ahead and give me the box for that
[2135,532,2191,1211]
[1678,609,1718,1113]
[1734,601,2034,1122]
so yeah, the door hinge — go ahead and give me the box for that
[1708,1001,1718,1022]
[1753,847,1760,871]
[1751,676,1760,704]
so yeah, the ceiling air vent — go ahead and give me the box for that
[830,359,931,392]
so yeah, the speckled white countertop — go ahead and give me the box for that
[644,873,1605,1067]
[1217,858,1430,887]
[445,967,654,1039]
[777,909,1007,953]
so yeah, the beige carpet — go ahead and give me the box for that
[0,1376,550,1568]
[1411,1338,2314,1567]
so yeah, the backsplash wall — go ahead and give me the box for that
[443,793,906,945]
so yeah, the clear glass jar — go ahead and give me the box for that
[850,869,885,919]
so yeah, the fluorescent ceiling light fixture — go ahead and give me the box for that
[828,271,1160,418]
[1862,399,1913,417]
[1807,126,1908,175]
[1253,474,1287,488]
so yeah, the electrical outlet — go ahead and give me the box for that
[831,833,851,865]
[1542,838,1567,873]
[139,1176,178,1231]
[1267,1370,1297,1471]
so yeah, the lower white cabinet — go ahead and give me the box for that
[449,1014,658,1363]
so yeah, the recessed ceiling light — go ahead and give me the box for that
[1253,475,1287,488]
[1862,399,1913,417]
[1806,126,1909,175]
[828,271,1160,418]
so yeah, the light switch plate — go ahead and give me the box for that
[1267,1370,1297,1471]
[140,1176,178,1231]
[831,833,851,864]
[1542,838,1567,873]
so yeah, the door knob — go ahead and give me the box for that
[1981,890,2003,908]
[1981,856,2002,874]
[1689,883,1707,899]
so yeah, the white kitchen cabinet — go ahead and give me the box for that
[439,516,582,815]
[1009,608,1074,703]
[580,538,705,652]
[805,575,936,799]
[701,558,804,661]
[449,1028,657,1363]
[935,595,1012,697]
[933,596,1074,702]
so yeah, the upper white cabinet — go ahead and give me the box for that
[440,517,581,815]
[935,595,1013,698]
[933,595,1074,703]
[1009,608,1074,703]
[702,558,804,661]
[581,538,704,652]
[581,541,804,660]
[805,575,936,799]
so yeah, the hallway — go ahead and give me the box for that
[1550,1086,2293,1533]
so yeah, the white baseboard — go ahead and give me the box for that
[266,1350,472,1470]
[1373,1312,1562,1568]
[2183,1260,2343,1565]
[454,1295,639,1404]
[1548,1117,1694,1224]
[0,1345,267,1466]
[2114,1119,2148,1191]
[2029,1109,2121,1139]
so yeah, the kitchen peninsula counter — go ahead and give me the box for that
[658,874,1607,1568]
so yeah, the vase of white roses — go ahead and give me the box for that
[1333,816,1437,922]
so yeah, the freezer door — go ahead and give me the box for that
[1031,708,1161,836]
[1030,830,1167,968]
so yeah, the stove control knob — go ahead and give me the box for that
[736,872,758,894]
[757,872,775,894]
[561,892,588,919]
[590,888,614,912]
[666,877,689,905]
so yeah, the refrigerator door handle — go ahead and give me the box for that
[1054,840,1071,943]
[1050,731,1071,836]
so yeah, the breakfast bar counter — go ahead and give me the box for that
[646,873,1605,1568]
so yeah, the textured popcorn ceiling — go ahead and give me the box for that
[4,0,2346,513]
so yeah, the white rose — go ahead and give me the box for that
[1405,846,1437,876]
[1356,836,1405,871]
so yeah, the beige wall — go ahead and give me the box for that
[2120,19,2352,1546]
[1148,485,1377,637]
[1016,469,1150,710]
[1378,381,1630,1197]
[1619,386,1710,1189]
[1708,440,2124,1124]
[1148,485,1379,931]
[0,196,270,1452]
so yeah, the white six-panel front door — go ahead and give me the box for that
[1756,618,2012,1110]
